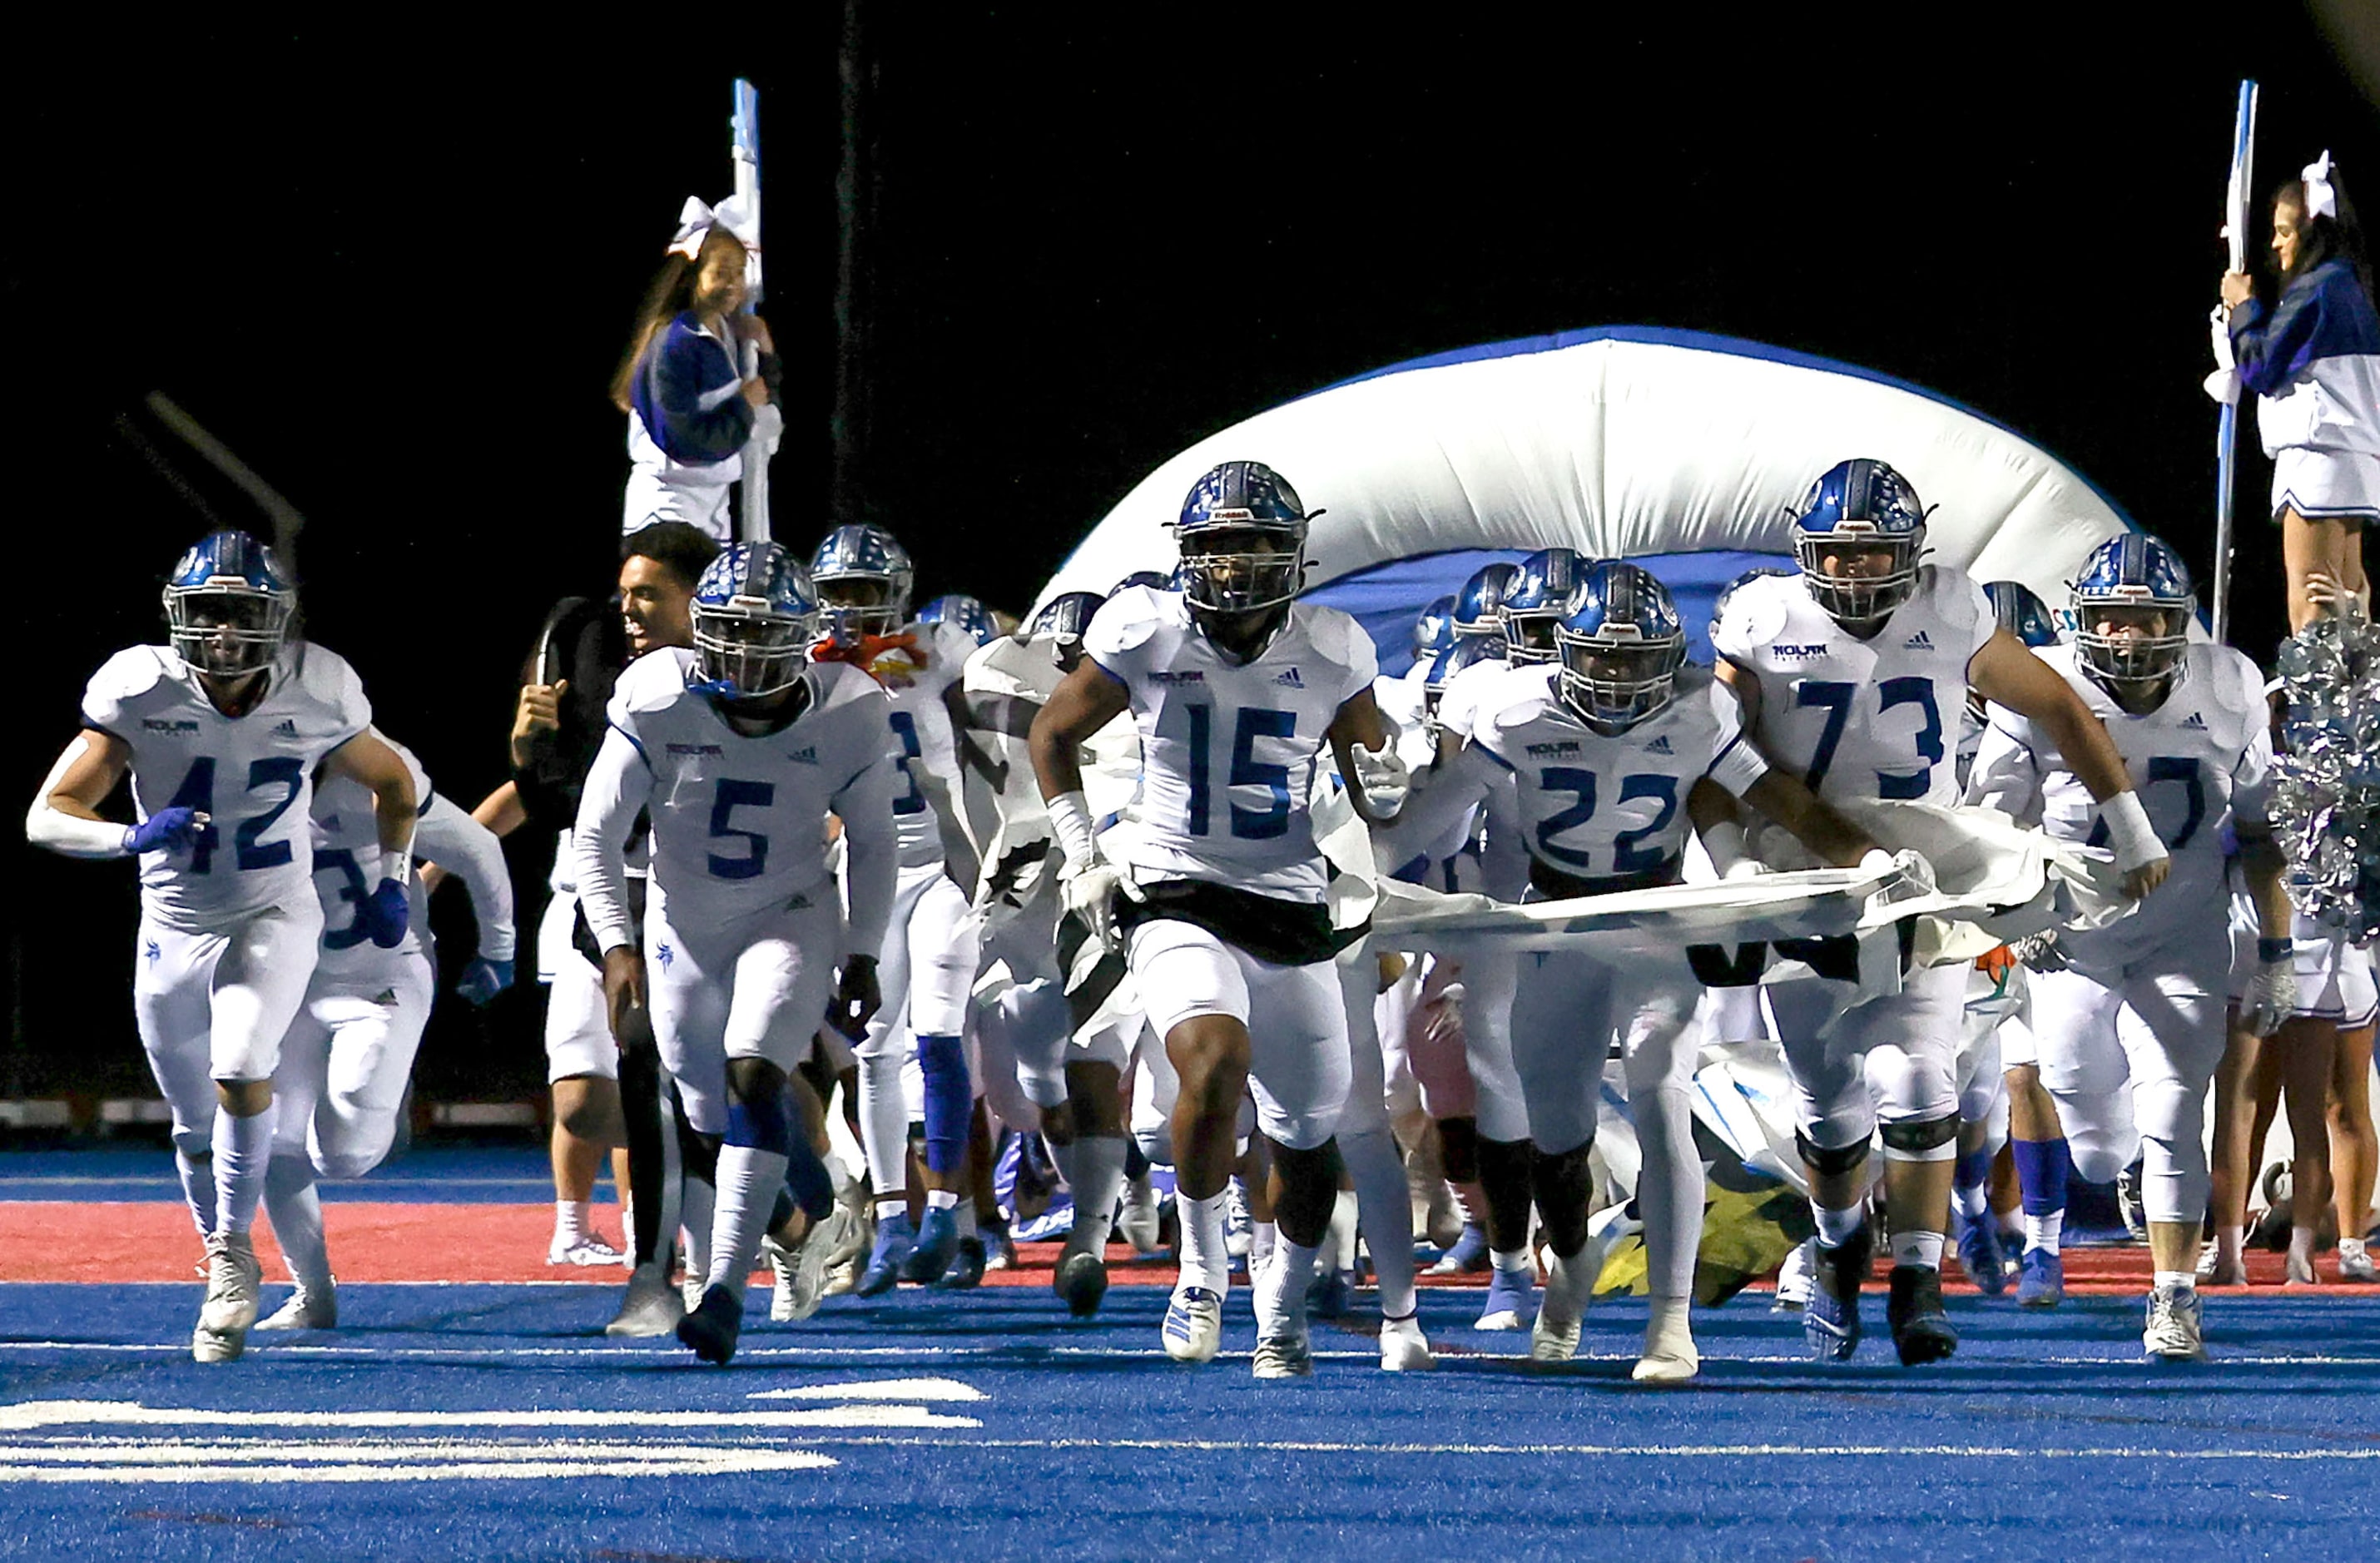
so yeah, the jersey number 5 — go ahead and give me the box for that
[707,778,775,880]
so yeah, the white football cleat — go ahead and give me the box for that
[1118,1173,1165,1255]
[605,1265,688,1337]
[1632,1297,1700,1383]
[766,1205,858,1323]
[193,1232,261,1363]
[1772,1237,1817,1312]
[255,1278,336,1332]
[1252,1332,1314,1380]
[2144,1283,2208,1362]
[1379,1314,1435,1372]
[1161,1285,1224,1363]
[549,1232,625,1268]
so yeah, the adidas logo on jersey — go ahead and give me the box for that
[272,719,300,738]
[1903,631,1933,649]
[788,747,819,765]
[1274,667,1305,687]
[1644,735,1674,754]
[2181,712,2209,731]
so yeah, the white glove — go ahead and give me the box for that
[1723,856,1773,881]
[1351,738,1410,817]
[1061,858,1138,955]
[2007,928,2069,974]
[1858,846,1936,903]
[2239,942,2299,1039]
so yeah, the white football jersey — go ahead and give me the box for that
[1376,666,1433,769]
[1462,664,1766,887]
[309,729,434,971]
[958,632,1140,918]
[1711,566,1995,808]
[1435,648,1510,743]
[865,619,976,870]
[1083,587,1376,901]
[578,648,899,940]
[81,643,372,933]
[1966,643,2270,943]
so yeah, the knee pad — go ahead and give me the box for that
[1796,1129,1872,1178]
[725,1088,796,1156]
[915,1033,972,1175]
[1881,1114,1961,1164]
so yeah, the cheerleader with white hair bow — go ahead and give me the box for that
[609,197,782,540]
[2221,151,2380,631]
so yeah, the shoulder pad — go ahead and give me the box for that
[1928,564,1991,633]
[289,642,363,699]
[612,648,699,717]
[1087,587,1167,655]
[1713,574,1791,652]
[2198,644,2267,722]
[86,646,173,705]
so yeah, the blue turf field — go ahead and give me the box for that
[2,1274,2377,1561]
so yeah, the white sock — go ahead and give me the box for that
[1069,1136,1128,1254]
[553,1198,591,1245]
[1813,1203,1864,1248]
[1254,1236,1319,1341]
[176,1148,217,1238]
[707,1146,791,1301]
[2216,1224,2245,1266]
[1341,1129,1418,1319]
[1176,1189,1232,1293]
[1490,1246,1533,1278]
[1891,1228,1944,1270]
[1952,1182,1990,1219]
[925,1188,959,1212]
[1320,1188,1359,1277]
[681,1173,716,1283]
[2342,1236,2368,1261]
[855,1049,910,1201]
[1634,1084,1703,1300]
[1250,1219,1278,1279]
[1644,1293,1695,1360]
[2154,1269,2198,1293]
[875,1195,910,1223]
[211,1103,277,1235]
[263,1154,331,1293]
[2024,1210,2064,1253]
[2290,1224,2318,1266]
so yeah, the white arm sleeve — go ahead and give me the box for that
[570,728,654,955]
[834,753,902,958]
[1476,759,1531,901]
[414,791,517,962]
[25,736,130,859]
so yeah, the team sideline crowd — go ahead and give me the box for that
[26,162,2380,1383]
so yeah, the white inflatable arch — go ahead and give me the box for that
[1038,327,2143,672]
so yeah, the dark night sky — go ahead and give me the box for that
[6,11,2376,1089]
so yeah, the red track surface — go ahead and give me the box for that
[6,1203,2380,1296]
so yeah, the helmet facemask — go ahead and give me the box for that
[693,598,817,698]
[1796,524,1926,625]
[813,573,906,641]
[2073,597,2190,694]
[1503,608,1564,665]
[1175,520,1305,615]
[164,579,292,678]
[1555,627,1684,733]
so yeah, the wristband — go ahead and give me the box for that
[2097,791,2163,871]
[2259,935,2293,964]
[1701,820,1748,876]
[1046,789,1098,871]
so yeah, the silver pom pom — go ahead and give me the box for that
[2271,605,2380,944]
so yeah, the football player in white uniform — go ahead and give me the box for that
[958,589,1148,1314]
[1381,560,1884,1380]
[28,532,418,1362]
[259,732,515,1329]
[810,523,986,1291]
[574,542,895,1365]
[1030,460,1415,1377]
[1712,459,2168,1366]
[1966,533,2292,1358]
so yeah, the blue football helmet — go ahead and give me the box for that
[1981,580,2061,649]
[1411,594,1459,663]
[163,530,295,677]
[1423,633,1507,733]
[1791,458,1932,624]
[2070,533,2194,690]
[919,593,998,646]
[809,523,915,639]
[1111,569,1177,596]
[1554,560,1688,732]
[1453,562,1522,639]
[1502,548,1589,665]
[1029,590,1106,664]
[692,542,821,698]
[1173,460,1311,614]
